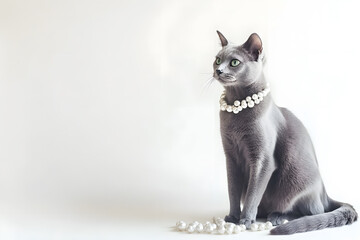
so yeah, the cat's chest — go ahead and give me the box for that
[220,111,260,137]
[219,109,279,165]
[220,112,264,150]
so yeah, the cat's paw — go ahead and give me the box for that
[239,218,255,229]
[224,215,240,224]
[267,212,288,226]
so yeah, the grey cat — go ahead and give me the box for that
[213,31,357,234]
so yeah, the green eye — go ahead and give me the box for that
[215,57,221,65]
[230,59,240,67]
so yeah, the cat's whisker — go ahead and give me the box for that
[201,76,215,93]
[203,76,215,87]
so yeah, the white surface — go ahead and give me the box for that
[0,0,360,239]
[0,204,359,240]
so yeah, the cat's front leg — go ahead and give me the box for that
[224,153,243,224]
[239,155,275,228]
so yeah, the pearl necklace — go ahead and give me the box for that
[220,85,270,114]
[175,217,281,234]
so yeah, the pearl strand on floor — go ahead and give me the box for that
[175,217,281,234]
[220,85,270,114]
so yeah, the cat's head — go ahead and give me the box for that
[213,31,264,87]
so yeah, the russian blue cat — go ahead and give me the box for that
[213,31,357,234]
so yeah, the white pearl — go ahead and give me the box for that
[187,225,195,233]
[225,223,235,228]
[254,99,260,104]
[220,104,227,111]
[211,223,217,230]
[258,96,263,101]
[258,223,266,231]
[217,221,225,228]
[246,96,252,102]
[250,223,259,231]
[217,226,225,234]
[233,107,239,114]
[213,217,220,223]
[196,223,204,233]
[234,100,240,106]
[176,221,187,231]
[239,224,246,232]
[215,217,223,222]
[226,106,233,112]
[252,94,258,100]
[258,92,263,98]
[248,100,255,108]
[204,223,213,233]
[281,219,288,224]
[225,226,234,234]
[241,100,247,108]
[192,221,199,226]
[233,225,241,233]
[265,221,273,230]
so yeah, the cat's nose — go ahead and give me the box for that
[216,69,223,75]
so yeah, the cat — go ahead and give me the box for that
[213,31,358,234]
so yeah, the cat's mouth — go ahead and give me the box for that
[214,74,237,86]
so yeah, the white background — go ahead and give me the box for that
[0,0,359,239]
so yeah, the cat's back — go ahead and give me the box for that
[278,107,310,137]
[275,106,318,167]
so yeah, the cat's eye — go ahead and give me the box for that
[215,57,221,65]
[230,59,240,67]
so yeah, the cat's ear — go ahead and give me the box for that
[216,30,228,47]
[242,33,263,60]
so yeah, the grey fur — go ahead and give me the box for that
[213,31,358,235]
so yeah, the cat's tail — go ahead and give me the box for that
[270,200,358,235]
